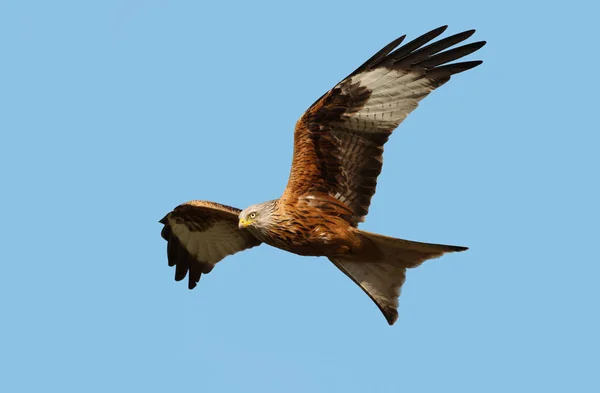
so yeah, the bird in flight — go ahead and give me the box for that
[160,26,485,325]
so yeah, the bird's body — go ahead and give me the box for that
[160,26,485,324]
[252,195,362,258]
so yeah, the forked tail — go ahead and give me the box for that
[329,230,467,325]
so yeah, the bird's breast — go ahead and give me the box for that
[263,202,360,257]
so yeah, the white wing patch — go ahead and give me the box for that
[168,217,248,265]
[343,69,436,132]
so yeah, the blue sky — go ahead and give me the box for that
[1,1,598,392]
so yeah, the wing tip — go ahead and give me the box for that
[188,272,200,289]
[455,245,469,252]
[433,25,449,34]
[471,40,487,51]
[346,25,485,82]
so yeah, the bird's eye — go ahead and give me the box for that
[249,212,256,219]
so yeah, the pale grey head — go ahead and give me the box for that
[238,199,278,238]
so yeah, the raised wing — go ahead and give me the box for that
[283,26,485,226]
[159,200,261,289]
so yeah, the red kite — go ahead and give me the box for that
[160,26,484,324]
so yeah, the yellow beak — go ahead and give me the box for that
[238,218,249,229]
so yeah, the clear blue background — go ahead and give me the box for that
[2,1,598,392]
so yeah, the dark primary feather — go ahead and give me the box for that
[381,25,450,67]
[160,214,214,289]
[391,29,476,67]
[349,35,407,77]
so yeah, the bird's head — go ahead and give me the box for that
[238,200,278,232]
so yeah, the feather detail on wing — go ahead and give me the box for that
[159,200,261,289]
[284,26,485,226]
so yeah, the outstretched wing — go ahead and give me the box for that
[283,26,485,226]
[159,200,261,289]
